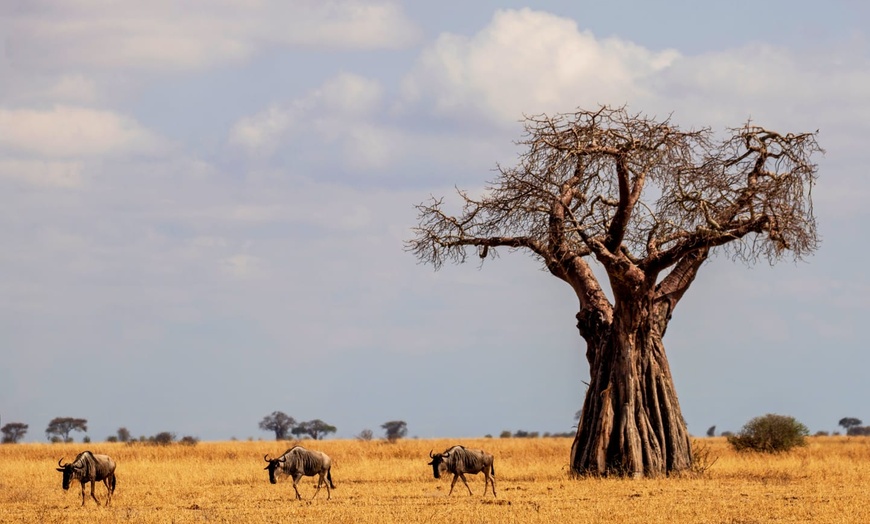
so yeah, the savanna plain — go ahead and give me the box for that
[1,437,869,523]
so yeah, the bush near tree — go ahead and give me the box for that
[727,414,809,453]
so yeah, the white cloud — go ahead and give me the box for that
[220,254,264,279]
[400,8,680,123]
[0,105,167,158]
[229,105,300,155]
[0,158,84,188]
[44,75,99,104]
[318,73,385,119]
[6,0,421,72]
[229,72,385,160]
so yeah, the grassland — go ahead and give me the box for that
[1,437,869,523]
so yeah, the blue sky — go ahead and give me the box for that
[1,1,868,442]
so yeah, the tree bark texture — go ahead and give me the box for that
[571,299,691,477]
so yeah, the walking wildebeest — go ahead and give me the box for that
[263,446,335,500]
[428,445,496,497]
[56,451,117,506]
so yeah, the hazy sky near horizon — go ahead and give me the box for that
[1,1,868,443]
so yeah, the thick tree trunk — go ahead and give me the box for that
[570,300,691,477]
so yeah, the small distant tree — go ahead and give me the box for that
[179,435,199,446]
[106,436,119,442]
[727,414,809,453]
[259,411,296,440]
[381,420,407,443]
[1,422,29,443]
[151,432,176,446]
[356,429,374,441]
[82,436,91,443]
[292,419,337,440]
[117,427,132,443]
[499,430,512,438]
[706,425,716,437]
[838,417,862,431]
[847,426,870,436]
[45,417,87,443]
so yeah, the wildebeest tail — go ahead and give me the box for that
[327,468,336,489]
[111,474,117,493]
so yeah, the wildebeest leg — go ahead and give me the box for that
[448,474,459,495]
[314,471,331,500]
[91,480,102,505]
[102,478,112,506]
[458,473,473,495]
[487,471,496,497]
[79,481,87,506]
[291,473,303,500]
[312,473,322,500]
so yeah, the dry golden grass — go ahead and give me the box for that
[1,437,869,523]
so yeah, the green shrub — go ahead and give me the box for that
[727,414,809,453]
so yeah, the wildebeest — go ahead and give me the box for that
[428,445,496,497]
[263,445,335,500]
[56,451,117,506]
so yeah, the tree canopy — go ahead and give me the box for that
[838,417,862,430]
[258,411,296,440]
[410,106,820,289]
[381,420,408,442]
[1,422,28,444]
[292,419,337,440]
[45,417,87,443]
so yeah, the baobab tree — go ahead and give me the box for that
[408,106,821,477]
[259,411,296,441]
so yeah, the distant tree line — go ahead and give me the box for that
[9,412,863,445]
[257,411,413,443]
[106,429,199,446]
[258,411,337,441]
[496,429,575,439]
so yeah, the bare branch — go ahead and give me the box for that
[408,106,821,308]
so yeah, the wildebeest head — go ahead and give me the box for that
[56,457,78,490]
[263,454,285,484]
[428,450,449,479]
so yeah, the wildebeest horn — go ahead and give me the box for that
[429,449,434,458]
[57,457,66,467]
[264,454,271,462]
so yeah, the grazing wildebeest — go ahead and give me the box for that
[56,451,117,506]
[263,446,335,500]
[428,445,496,497]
